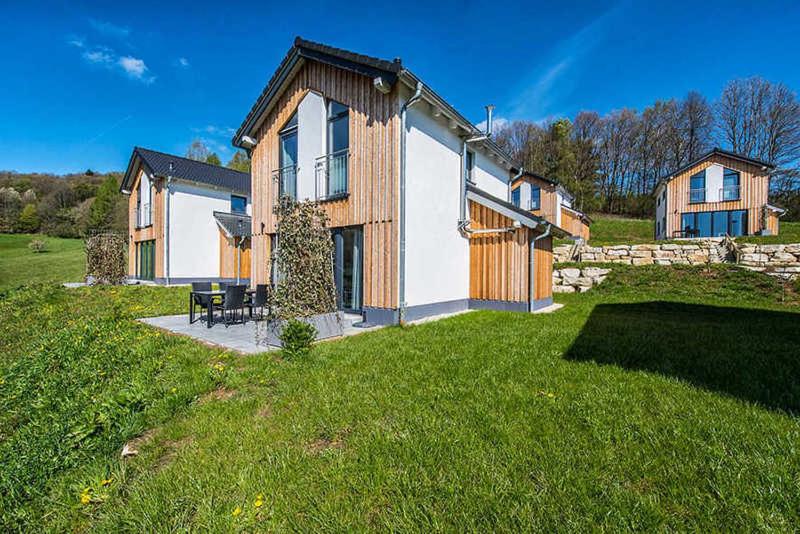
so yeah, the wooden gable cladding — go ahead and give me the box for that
[127,168,165,278]
[665,153,770,236]
[532,235,553,301]
[512,175,558,222]
[249,59,400,309]
[468,201,530,303]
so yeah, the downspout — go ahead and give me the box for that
[529,223,551,312]
[399,81,424,323]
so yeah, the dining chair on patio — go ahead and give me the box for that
[218,282,228,293]
[213,285,247,327]
[190,281,213,324]
[246,284,270,320]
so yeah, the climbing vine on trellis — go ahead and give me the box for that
[85,232,127,285]
[270,197,337,319]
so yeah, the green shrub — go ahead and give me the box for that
[28,239,46,253]
[279,319,317,359]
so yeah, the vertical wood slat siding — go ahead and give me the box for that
[249,60,399,309]
[127,169,165,278]
[219,232,252,279]
[468,201,530,302]
[560,207,591,240]
[534,236,553,301]
[666,154,770,237]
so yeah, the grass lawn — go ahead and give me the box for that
[0,233,85,291]
[2,266,799,530]
[581,215,655,246]
[738,221,800,244]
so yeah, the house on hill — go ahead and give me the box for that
[232,37,568,325]
[120,147,252,284]
[511,171,591,241]
[654,148,784,240]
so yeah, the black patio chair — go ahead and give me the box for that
[218,282,228,293]
[213,285,247,327]
[246,284,270,320]
[190,281,213,324]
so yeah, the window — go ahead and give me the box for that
[465,151,475,183]
[689,170,706,203]
[269,234,281,286]
[325,101,349,197]
[530,186,541,210]
[722,168,740,201]
[680,210,748,238]
[231,195,247,214]
[278,113,298,199]
[511,187,521,207]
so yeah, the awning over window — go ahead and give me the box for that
[213,211,252,238]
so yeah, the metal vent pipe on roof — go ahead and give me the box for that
[485,105,495,136]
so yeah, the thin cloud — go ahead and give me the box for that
[67,35,85,48]
[88,18,130,38]
[475,116,509,133]
[68,35,155,84]
[83,48,114,65]
[118,55,153,83]
[508,2,627,120]
[192,125,236,136]
[176,57,190,68]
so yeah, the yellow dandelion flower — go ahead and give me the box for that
[101,478,113,487]
[254,494,264,508]
[232,506,242,517]
[170,387,177,394]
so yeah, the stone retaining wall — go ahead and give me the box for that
[554,240,721,266]
[737,243,800,278]
[553,267,611,293]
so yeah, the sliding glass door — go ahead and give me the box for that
[332,226,362,312]
[137,240,155,280]
[680,210,748,238]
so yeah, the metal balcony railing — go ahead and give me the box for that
[136,203,152,228]
[315,149,349,200]
[720,185,740,201]
[273,164,297,199]
[688,188,706,204]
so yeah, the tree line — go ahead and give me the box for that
[495,77,800,220]
[0,140,251,238]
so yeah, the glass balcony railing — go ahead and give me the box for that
[688,188,706,204]
[315,149,349,201]
[720,185,740,201]
[273,165,297,199]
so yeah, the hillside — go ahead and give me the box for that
[1,264,798,530]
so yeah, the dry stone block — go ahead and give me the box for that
[561,268,581,279]
[741,253,768,263]
[583,267,610,277]
[606,249,629,256]
[630,250,652,258]
[575,277,593,287]
[553,285,576,293]
[654,259,672,265]
[632,257,654,266]
[661,244,680,250]
[772,252,797,262]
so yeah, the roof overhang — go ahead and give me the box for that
[561,204,593,224]
[466,184,569,238]
[213,211,252,238]
[120,150,152,194]
[765,203,787,214]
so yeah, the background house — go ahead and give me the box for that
[120,147,252,284]
[511,171,591,241]
[654,148,782,239]
[234,38,566,324]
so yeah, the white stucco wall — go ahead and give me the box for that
[655,185,667,239]
[296,91,326,200]
[471,150,510,199]
[167,181,251,279]
[705,163,724,203]
[404,103,469,307]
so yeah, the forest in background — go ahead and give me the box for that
[495,76,800,220]
[0,143,250,238]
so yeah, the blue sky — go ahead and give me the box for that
[2,0,799,174]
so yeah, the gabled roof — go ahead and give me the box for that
[233,37,518,169]
[120,147,250,195]
[656,148,775,191]
[213,211,252,238]
[466,184,569,238]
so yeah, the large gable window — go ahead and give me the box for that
[689,170,706,204]
[278,113,298,199]
[530,186,541,210]
[722,168,740,201]
[321,100,349,198]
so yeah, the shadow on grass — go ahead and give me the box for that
[565,301,800,414]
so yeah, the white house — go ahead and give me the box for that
[120,147,252,284]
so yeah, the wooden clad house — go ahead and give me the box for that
[120,147,252,284]
[511,172,591,241]
[654,148,783,240]
[233,37,567,325]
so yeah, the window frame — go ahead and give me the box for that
[465,150,475,184]
[511,187,521,208]
[530,186,541,211]
[722,168,740,201]
[689,170,706,204]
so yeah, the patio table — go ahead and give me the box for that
[190,289,254,328]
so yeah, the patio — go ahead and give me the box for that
[139,312,378,354]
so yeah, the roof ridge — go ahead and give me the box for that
[135,146,249,177]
